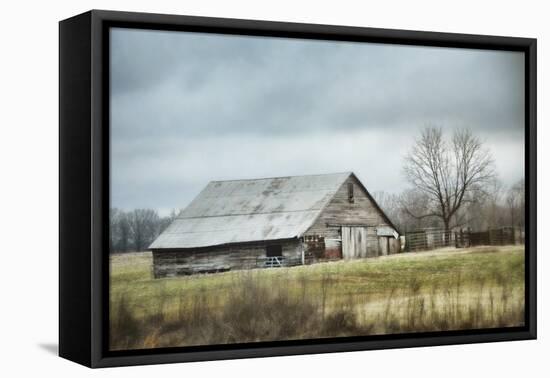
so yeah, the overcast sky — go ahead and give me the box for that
[110,27,525,216]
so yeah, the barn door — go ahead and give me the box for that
[379,237,389,256]
[341,226,368,259]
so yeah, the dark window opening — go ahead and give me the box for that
[347,183,354,203]
[266,244,283,257]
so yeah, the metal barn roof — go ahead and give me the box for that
[149,172,352,249]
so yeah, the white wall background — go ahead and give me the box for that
[0,0,546,376]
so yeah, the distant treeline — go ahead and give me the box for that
[109,208,180,253]
[372,177,525,233]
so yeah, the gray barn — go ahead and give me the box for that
[149,172,400,278]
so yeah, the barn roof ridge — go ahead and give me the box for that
[207,171,353,184]
[178,208,330,220]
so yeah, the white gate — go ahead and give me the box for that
[341,226,369,259]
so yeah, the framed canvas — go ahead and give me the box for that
[59,10,537,368]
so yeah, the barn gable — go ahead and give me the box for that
[149,172,351,250]
[305,173,399,238]
[302,173,400,259]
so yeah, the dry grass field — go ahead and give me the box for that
[109,245,525,350]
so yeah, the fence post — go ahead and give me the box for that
[454,232,458,248]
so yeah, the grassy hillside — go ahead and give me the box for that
[110,245,525,350]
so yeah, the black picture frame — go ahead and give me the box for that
[59,9,537,368]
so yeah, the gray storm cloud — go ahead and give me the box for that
[110,28,525,215]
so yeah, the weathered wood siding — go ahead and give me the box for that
[304,175,399,258]
[152,239,302,278]
[342,226,368,259]
[378,236,401,255]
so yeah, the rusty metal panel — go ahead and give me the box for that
[324,238,342,259]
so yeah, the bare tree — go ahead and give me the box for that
[128,209,160,252]
[109,208,120,252]
[398,188,443,231]
[118,212,131,252]
[506,179,525,229]
[483,178,506,229]
[403,127,495,232]
[109,208,181,253]
[372,191,402,229]
[110,208,131,253]
[158,208,180,234]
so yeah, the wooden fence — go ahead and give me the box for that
[404,229,455,252]
[455,227,523,248]
[404,227,524,252]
